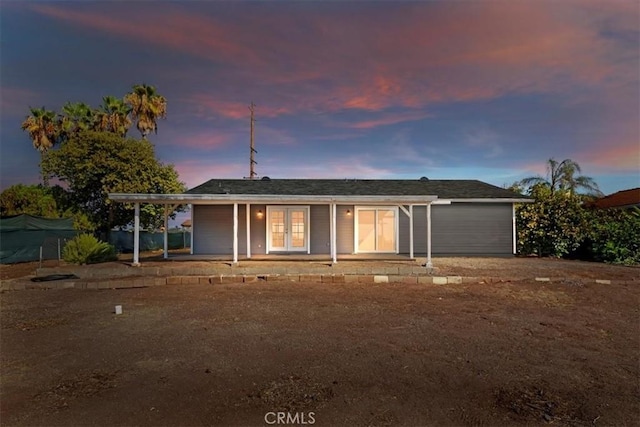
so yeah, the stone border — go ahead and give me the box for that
[1,274,633,291]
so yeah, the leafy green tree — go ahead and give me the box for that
[124,84,167,139]
[519,158,602,197]
[41,130,185,232]
[0,184,59,217]
[583,207,640,265]
[516,184,590,257]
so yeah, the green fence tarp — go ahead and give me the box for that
[0,214,74,231]
[0,215,78,264]
[109,231,191,253]
[0,215,191,263]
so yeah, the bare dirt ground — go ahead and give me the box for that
[3,252,639,281]
[1,260,638,426]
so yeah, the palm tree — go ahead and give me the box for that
[21,107,58,152]
[124,84,167,139]
[520,158,602,197]
[96,96,132,136]
[59,102,96,142]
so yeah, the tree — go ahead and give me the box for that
[516,185,590,257]
[41,130,185,233]
[58,102,97,142]
[0,184,59,218]
[124,84,167,139]
[96,96,132,137]
[519,158,602,197]
[20,107,58,152]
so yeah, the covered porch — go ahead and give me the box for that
[109,193,451,269]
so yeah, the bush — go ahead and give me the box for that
[585,207,640,265]
[63,233,118,264]
[516,192,589,257]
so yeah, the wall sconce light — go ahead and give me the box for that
[257,210,263,219]
[346,209,352,216]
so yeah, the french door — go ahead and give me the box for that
[267,207,309,253]
[355,207,398,253]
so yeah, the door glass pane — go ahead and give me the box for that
[358,210,376,252]
[290,210,306,248]
[377,209,396,251]
[270,210,285,248]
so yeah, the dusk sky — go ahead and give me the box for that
[1,0,639,197]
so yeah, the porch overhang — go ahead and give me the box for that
[108,193,441,205]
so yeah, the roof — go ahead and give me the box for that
[593,188,640,209]
[187,178,525,199]
[109,178,531,204]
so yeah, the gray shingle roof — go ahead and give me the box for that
[187,178,526,199]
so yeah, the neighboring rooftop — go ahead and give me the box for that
[593,188,640,209]
[187,178,527,199]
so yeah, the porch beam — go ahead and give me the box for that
[233,202,238,264]
[409,204,414,259]
[426,203,432,268]
[133,202,140,266]
[246,203,251,259]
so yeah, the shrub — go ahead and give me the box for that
[585,207,640,265]
[516,192,589,257]
[63,233,118,265]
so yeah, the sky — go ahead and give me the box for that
[1,0,639,200]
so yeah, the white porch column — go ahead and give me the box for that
[246,203,251,259]
[512,203,517,255]
[163,204,169,259]
[426,203,432,268]
[332,203,337,264]
[409,205,414,259]
[133,202,140,266]
[233,203,238,264]
[189,204,194,255]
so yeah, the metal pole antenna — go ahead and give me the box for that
[249,102,257,179]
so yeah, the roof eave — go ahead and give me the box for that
[447,198,534,203]
[108,193,441,204]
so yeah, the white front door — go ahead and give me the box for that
[267,207,309,253]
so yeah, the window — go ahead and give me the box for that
[355,207,397,253]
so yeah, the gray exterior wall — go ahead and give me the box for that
[193,202,513,256]
[336,205,354,254]
[193,205,233,254]
[309,205,330,254]
[193,204,267,255]
[398,206,428,254]
[430,203,513,255]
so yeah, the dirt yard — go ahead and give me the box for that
[1,260,639,426]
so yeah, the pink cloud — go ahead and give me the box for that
[181,95,291,120]
[30,4,262,68]
[1,86,46,118]
[30,1,637,118]
[581,143,640,171]
[173,160,247,189]
[345,111,430,130]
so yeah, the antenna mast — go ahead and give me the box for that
[249,102,257,179]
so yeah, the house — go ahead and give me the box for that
[592,188,640,209]
[109,178,531,267]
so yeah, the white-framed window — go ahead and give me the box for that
[266,206,310,253]
[354,206,398,253]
